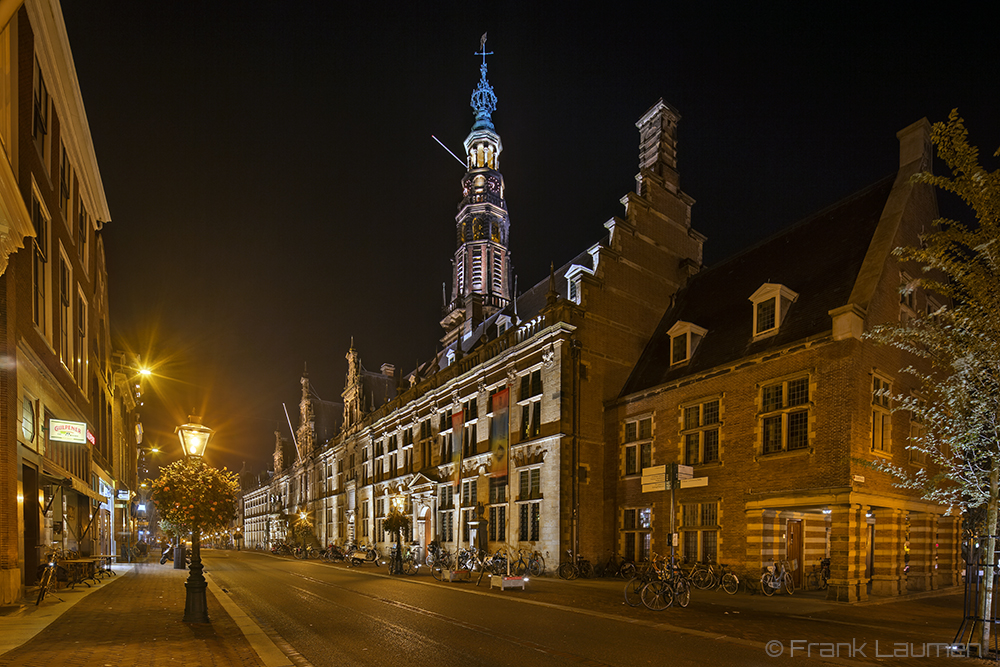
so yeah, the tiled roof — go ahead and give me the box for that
[621,175,895,397]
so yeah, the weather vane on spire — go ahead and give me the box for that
[476,32,492,67]
[470,32,497,130]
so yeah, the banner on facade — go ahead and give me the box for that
[451,409,464,485]
[489,388,509,475]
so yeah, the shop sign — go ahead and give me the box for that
[49,419,88,444]
[117,490,131,500]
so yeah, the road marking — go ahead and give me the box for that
[206,572,297,667]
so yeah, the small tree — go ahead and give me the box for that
[383,507,411,574]
[151,458,240,539]
[866,110,1000,648]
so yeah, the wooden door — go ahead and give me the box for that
[787,520,804,588]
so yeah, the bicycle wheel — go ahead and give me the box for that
[36,568,53,605]
[721,572,739,595]
[761,572,776,596]
[624,577,644,607]
[782,571,794,595]
[558,562,577,580]
[641,580,673,611]
[513,558,527,576]
[673,578,691,608]
[431,564,444,581]
[691,569,713,590]
[528,557,544,577]
[580,561,594,579]
[620,562,637,580]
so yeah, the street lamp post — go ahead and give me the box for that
[176,416,214,624]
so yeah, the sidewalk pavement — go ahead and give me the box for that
[0,559,285,667]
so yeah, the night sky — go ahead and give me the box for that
[57,2,998,474]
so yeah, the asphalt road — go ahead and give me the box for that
[202,550,972,667]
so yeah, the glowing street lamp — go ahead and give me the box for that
[177,416,214,624]
[176,416,214,458]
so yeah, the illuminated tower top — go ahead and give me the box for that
[441,34,512,346]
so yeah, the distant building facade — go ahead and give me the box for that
[0,0,131,604]
[243,52,702,568]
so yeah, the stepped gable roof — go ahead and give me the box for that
[621,174,895,397]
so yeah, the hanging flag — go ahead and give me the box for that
[490,388,509,476]
[451,409,464,486]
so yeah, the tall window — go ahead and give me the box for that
[59,257,71,366]
[682,502,719,563]
[518,501,540,542]
[517,467,541,542]
[872,375,892,453]
[519,370,542,440]
[488,476,507,542]
[682,399,720,465]
[909,396,927,465]
[78,202,89,267]
[32,58,49,157]
[760,376,810,454]
[622,508,652,562]
[31,195,49,334]
[623,416,652,476]
[74,293,87,388]
[463,398,478,457]
[59,145,71,218]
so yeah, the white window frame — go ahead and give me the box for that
[623,415,653,476]
[759,375,811,455]
[749,283,798,339]
[680,397,721,465]
[667,321,708,366]
[872,373,892,455]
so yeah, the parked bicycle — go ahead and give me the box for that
[595,551,637,579]
[805,558,830,590]
[35,549,66,605]
[760,559,794,596]
[641,562,691,611]
[689,561,739,595]
[558,549,594,580]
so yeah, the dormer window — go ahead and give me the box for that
[446,349,456,366]
[749,283,799,339]
[565,263,593,305]
[667,321,707,366]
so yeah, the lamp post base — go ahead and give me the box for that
[183,532,209,623]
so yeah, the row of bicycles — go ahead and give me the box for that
[618,555,832,610]
[425,545,547,580]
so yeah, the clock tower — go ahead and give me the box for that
[441,35,512,346]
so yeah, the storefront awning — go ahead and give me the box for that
[40,460,108,503]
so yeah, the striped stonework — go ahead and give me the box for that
[827,503,868,602]
[870,508,904,596]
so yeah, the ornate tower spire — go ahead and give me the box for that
[441,34,513,346]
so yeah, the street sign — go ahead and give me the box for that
[642,482,667,493]
[680,477,708,489]
[676,464,694,480]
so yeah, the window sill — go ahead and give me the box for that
[870,448,892,460]
[755,446,812,462]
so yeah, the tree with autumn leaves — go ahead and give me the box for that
[151,458,240,535]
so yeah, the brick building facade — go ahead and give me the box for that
[0,1,132,604]
[610,119,959,602]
